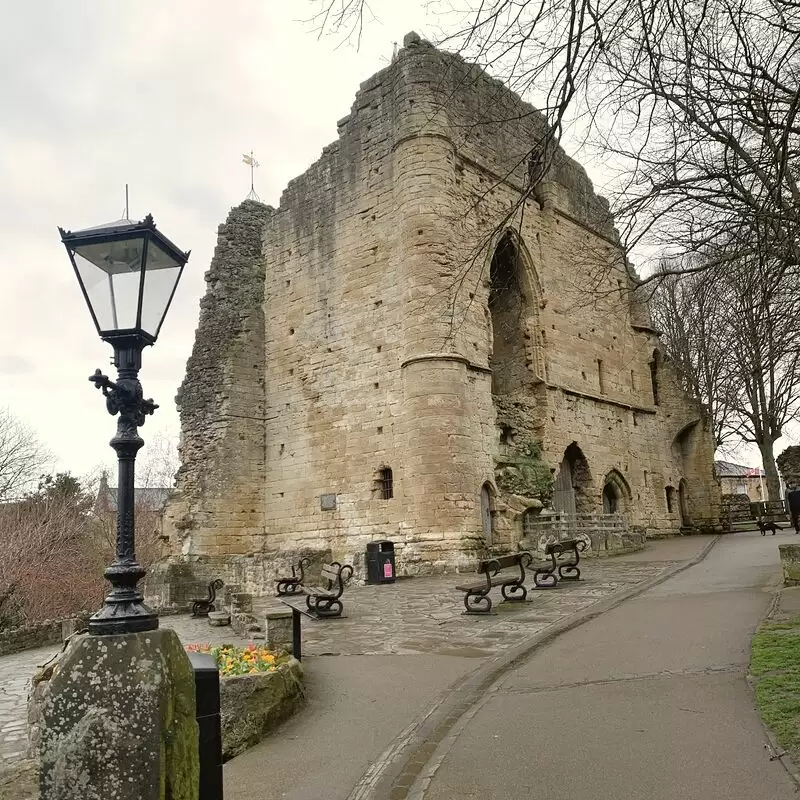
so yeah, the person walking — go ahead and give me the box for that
[787,487,800,534]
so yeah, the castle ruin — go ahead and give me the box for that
[149,33,720,602]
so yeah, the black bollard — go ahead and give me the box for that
[188,651,224,800]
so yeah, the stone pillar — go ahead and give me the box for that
[779,543,800,586]
[37,629,199,800]
[264,609,293,652]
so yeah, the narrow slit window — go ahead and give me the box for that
[650,351,660,405]
[597,359,605,394]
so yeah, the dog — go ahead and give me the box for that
[758,519,779,536]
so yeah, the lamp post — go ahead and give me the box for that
[59,215,190,635]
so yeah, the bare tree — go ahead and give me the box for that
[0,473,104,626]
[652,251,800,499]
[650,264,738,449]
[0,408,50,501]
[310,1,800,281]
[89,431,179,569]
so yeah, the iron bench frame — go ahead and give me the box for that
[191,579,224,617]
[275,557,312,596]
[455,552,533,614]
[299,561,353,618]
[553,537,589,580]
[532,537,589,587]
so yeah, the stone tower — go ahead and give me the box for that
[149,33,720,602]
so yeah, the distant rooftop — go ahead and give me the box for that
[95,474,171,514]
[715,460,765,478]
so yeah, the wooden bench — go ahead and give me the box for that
[530,538,590,587]
[723,507,756,533]
[455,552,532,614]
[191,579,224,617]
[300,561,353,618]
[275,557,311,596]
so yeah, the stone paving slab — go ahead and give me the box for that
[165,560,679,658]
[0,541,703,774]
[0,645,63,769]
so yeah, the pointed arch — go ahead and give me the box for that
[553,442,594,514]
[602,469,632,514]
[488,230,545,392]
[479,481,496,546]
[491,228,543,304]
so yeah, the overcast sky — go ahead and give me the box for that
[0,1,432,481]
[0,1,775,486]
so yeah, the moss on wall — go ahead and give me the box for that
[495,439,554,504]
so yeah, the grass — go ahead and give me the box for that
[750,615,800,757]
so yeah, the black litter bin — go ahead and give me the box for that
[188,651,224,800]
[366,540,396,584]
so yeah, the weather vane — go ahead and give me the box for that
[242,151,261,201]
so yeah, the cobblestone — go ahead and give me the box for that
[0,544,700,775]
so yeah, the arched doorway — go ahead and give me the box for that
[602,484,618,513]
[553,443,593,515]
[480,482,494,546]
[488,231,543,394]
[602,469,631,515]
[672,424,698,523]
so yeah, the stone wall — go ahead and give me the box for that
[520,512,647,557]
[0,616,87,657]
[159,32,720,592]
[220,659,304,761]
[163,199,271,557]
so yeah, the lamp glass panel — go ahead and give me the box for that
[140,240,182,336]
[73,248,142,332]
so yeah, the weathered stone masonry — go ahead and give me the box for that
[152,33,720,600]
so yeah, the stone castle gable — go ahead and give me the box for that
[155,33,720,595]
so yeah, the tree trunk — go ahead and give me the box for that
[759,436,782,501]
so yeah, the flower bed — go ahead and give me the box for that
[185,643,305,760]
[186,642,278,676]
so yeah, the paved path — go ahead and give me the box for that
[0,533,753,799]
[414,530,796,800]
[0,537,701,774]
[223,536,718,799]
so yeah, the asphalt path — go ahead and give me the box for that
[423,530,795,800]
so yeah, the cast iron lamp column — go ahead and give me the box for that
[59,215,190,635]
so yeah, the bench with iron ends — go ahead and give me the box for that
[275,557,312,596]
[300,561,353,618]
[191,579,224,617]
[455,552,532,614]
[528,543,564,588]
[723,506,754,533]
[553,537,589,580]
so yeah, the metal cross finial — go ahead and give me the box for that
[242,151,261,201]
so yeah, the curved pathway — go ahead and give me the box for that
[223,536,722,799]
[403,531,795,799]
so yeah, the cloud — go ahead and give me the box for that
[0,355,35,375]
[0,0,429,476]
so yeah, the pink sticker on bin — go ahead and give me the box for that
[384,563,393,578]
